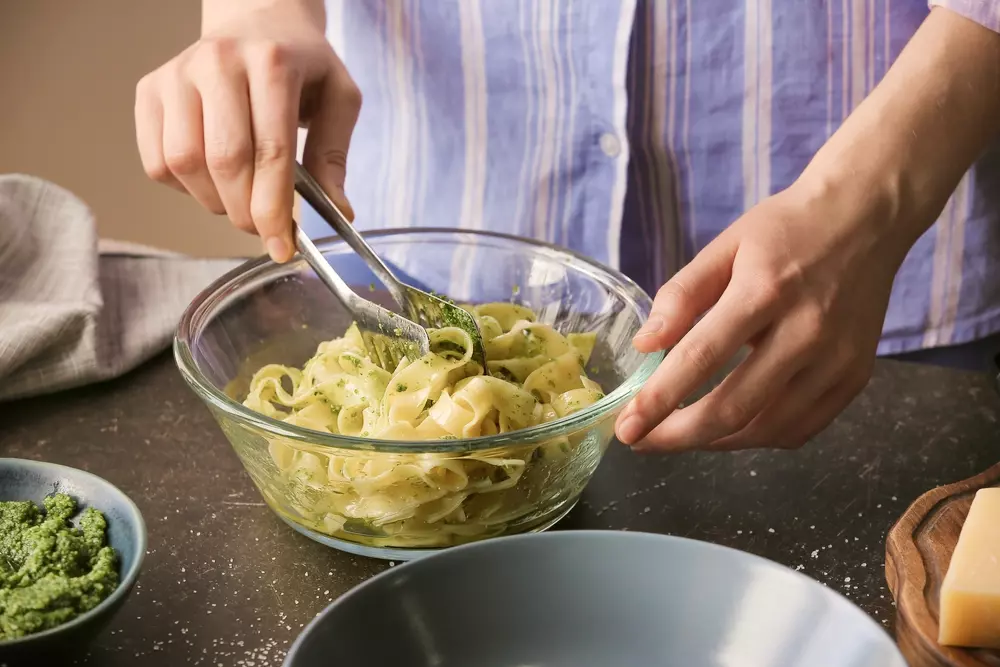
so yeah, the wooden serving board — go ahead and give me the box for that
[886,462,1000,667]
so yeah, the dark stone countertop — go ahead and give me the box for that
[0,353,998,666]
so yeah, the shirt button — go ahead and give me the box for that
[599,133,621,158]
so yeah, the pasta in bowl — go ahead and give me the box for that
[175,230,662,560]
[245,304,606,546]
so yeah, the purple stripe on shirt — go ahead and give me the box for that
[768,1,832,193]
[678,2,747,255]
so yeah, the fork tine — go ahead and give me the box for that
[361,329,412,373]
[376,338,397,372]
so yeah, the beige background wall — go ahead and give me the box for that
[0,0,260,258]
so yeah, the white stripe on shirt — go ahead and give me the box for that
[455,0,487,297]
[458,0,488,231]
[514,0,537,238]
[654,0,674,281]
[682,0,697,262]
[757,0,772,203]
[559,6,578,246]
[851,0,867,110]
[371,0,392,228]
[387,0,417,233]
[606,0,638,270]
[742,0,759,210]
[326,0,345,53]
[413,2,431,227]
[532,0,560,241]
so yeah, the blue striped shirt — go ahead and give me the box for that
[300,0,1000,355]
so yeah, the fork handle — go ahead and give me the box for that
[293,223,358,310]
[293,163,410,314]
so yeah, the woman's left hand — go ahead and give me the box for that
[614,176,909,452]
[614,6,1000,453]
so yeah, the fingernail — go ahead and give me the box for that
[266,236,290,263]
[617,415,642,445]
[634,314,665,339]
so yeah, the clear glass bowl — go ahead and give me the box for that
[175,229,663,560]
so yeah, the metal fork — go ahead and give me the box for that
[293,163,488,371]
[293,225,429,372]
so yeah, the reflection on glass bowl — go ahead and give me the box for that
[175,229,663,560]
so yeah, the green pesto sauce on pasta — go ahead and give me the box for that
[243,302,605,545]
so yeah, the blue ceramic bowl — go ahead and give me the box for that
[0,458,146,661]
[286,531,906,667]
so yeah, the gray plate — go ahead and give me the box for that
[284,531,905,667]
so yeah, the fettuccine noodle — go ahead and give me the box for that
[243,303,605,547]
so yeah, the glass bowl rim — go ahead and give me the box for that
[174,227,664,454]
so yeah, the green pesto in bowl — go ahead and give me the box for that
[0,494,118,640]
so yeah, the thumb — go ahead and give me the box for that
[633,232,739,353]
[302,68,361,222]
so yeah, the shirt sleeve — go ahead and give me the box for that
[930,1,1000,33]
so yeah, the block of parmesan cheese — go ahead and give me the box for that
[939,487,1000,648]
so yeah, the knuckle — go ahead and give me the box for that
[196,36,237,63]
[341,78,363,110]
[632,385,668,419]
[742,262,806,313]
[143,159,172,183]
[678,338,717,375]
[776,260,808,291]
[135,73,156,99]
[157,59,185,86]
[251,40,291,74]
[205,139,253,175]
[744,276,783,313]
[163,146,204,176]
[716,397,753,432]
[655,280,692,312]
[796,303,826,344]
[249,199,286,230]
[317,147,348,171]
[254,138,290,169]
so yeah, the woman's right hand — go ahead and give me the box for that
[134,0,361,262]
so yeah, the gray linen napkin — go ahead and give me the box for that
[0,174,242,402]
